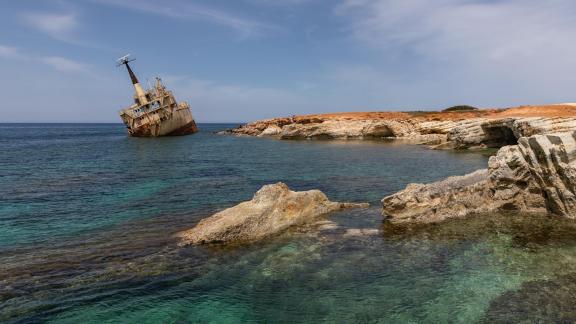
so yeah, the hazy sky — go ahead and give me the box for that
[2,0,576,122]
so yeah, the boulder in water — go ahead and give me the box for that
[179,183,369,245]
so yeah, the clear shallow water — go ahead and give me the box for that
[2,123,576,323]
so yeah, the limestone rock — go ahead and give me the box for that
[448,117,576,149]
[382,169,491,223]
[259,125,282,136]
[382,131,576,223]
[225,115,576,150]
[224,118,292,137]
[514,132,576,216]
[179,183,369,245]
[279,120,418,139]
[513,117,576,137]
[486,144,547,213]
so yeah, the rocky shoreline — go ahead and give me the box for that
[222,106,576,150]
[185,106,576,245]
[383,132,576,223]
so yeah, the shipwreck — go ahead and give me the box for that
[117,55,198,137]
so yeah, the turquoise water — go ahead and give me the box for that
[2,123,576,322]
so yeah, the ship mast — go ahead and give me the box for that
[117,54,148,105]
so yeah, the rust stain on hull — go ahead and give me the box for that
[117,56,198,137]
[166,120,199,136]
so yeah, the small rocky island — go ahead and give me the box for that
[216,105,576,230]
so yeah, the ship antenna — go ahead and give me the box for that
[116,54,139,85]
[117,54,148,105]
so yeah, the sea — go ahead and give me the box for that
[2,123,576,323]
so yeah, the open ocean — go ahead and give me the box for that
[2,123,576,323]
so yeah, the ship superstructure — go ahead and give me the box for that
[117,55,198,137]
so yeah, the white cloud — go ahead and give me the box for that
[333,0,576,107]
[22,13,78,42]
[0,44,92,75]
[92,0,280,39]
[39,56,91,73]
[158,75,310,122]
[0,45,19,59]
[337,0,576,67]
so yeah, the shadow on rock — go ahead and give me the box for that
[381,212,576,251]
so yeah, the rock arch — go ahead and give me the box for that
[481,121,519,148]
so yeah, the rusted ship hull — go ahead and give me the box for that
[128,107,198,137]
[117,56,198,138]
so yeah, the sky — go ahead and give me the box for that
[2,0,576,123]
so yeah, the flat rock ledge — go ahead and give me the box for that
[221,115,576,150]
[179,182,369,245]
[382,131,576,223]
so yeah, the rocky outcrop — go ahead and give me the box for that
[228,118,428,140]
[381,170,491,223]
[259,125,282,136]
[448,117,576,149]
[224,114,576,150]
[220,109,576,224]
[278,120,419,139]
[382,131,576,223]
[179,183,369,245]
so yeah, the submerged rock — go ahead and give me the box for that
[179,183,369,245]
[482,273,576,323]
[343,228,380,237]
[382,131,576,223]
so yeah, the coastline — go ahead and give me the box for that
[4,122,575,322]
[221,105,576,148]
[218,104,576,226]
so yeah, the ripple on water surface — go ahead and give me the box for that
[4,124,576,322]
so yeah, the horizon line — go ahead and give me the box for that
[0,121,247,124]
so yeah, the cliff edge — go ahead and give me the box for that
[223,105,576,150]
[221,105,576,225]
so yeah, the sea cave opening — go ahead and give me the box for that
[483,125,519,148]
[364,125,396,139]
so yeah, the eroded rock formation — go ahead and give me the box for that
[382,131,576,223]
[219,106,576,224]
[223,112,576,150]
[381,170,491,223]
[278,119,419,140]
[448,117,576,149]
[179,183,369,245]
